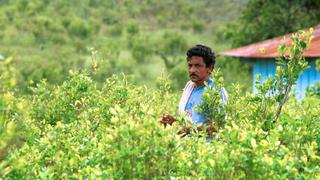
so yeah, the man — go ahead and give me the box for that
[161,44,228,135]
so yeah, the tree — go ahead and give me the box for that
[222,0,320,47]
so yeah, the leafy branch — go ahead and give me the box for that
[273,29,313,122]
[251,28,314,130]
[197,69,227,130]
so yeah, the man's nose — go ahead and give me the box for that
[189,66,197,73]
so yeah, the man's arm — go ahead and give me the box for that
[160,114,176,127]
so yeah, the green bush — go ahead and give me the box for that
[0,57,30,174]
[68,18,91,39]
[1,60,319,179]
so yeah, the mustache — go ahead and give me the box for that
[189,73,198,77]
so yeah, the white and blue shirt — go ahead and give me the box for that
[183,78,228,125]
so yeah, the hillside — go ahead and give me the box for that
[0,0,248,92]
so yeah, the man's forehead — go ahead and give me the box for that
[188,57,205,64]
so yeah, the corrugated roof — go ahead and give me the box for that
[218,24,320,58]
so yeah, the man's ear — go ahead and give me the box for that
[207,65,213,74]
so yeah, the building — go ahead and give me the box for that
[219,25,320,98]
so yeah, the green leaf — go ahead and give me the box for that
[316,59,320,72]
[299,41,307,49]
[278,45,287,55]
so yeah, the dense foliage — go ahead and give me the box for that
[0,30,319,179]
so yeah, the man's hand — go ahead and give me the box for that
[177,126,191,137]
[160,114,176,127]
[196,125,216,136]
[206,126,216,136]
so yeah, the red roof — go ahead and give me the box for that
[219,24,320,58]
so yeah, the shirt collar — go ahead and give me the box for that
[194,78,213,90]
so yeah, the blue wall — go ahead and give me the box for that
[250,59,320,98]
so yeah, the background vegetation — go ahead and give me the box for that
[1,0,319,93]
[0,0,248,93]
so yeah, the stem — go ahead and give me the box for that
[274,82,292,122]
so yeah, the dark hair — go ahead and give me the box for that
[186,44,216,69]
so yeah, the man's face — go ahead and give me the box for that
[188,56,212,86]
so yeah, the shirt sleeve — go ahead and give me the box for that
[220,88,228,105]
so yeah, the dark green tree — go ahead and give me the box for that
[222,0,320,46]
